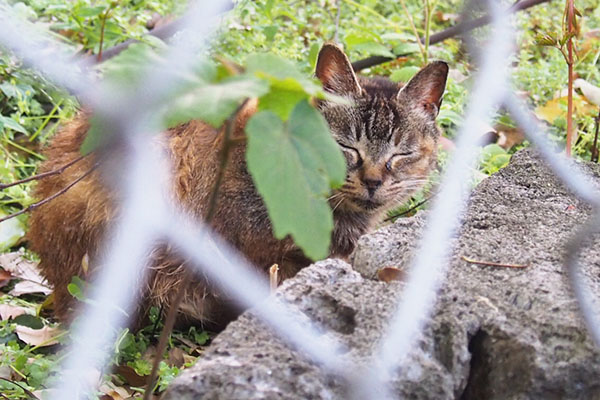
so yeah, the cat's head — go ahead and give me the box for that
[315,43,448,215]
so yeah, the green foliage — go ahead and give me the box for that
[246,100,346,259]
[479,144,511,175]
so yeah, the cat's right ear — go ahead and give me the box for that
[398,61,449,117]
[315,43,362,96]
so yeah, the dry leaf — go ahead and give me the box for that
[15,325,62,347]
[0,304,30,320]
[495,125,525,150]
[0,251,52,295]
[0,268,12,288]
[574,78,600,106]
[535,93,597,124]
[115,365,147,387]
[377,267,405,283]
[99,381,131,400]
[167,346,185,368]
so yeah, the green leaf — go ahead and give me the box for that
[246,53,324,120]
[389,66,420,83]
[99,43,167,87]
[352,42,395,58]
[246,100,346,259]
[77,6,106,17]
[262,25,278,41]
[67,276,87,301]
[80,114,110,154]
[165,76,269,127]
[257,85,308,121]
[534,33,557,47]
[308,42,322,70]
[13,314,44,329]
[246,53,305,81]
[392,42,420,55]
[0,211,25,251]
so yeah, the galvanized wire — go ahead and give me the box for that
[0,0,599,399]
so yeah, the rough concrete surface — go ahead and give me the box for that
[164,149,600,400]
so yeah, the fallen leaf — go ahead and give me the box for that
[377,267,405,282]
[167,347,185,368]
[114,365,147,387]
[535,93,597,124]
[0,268,12,288]
[495,125,525,150]
[574,78,600,106]
[15,325,62,347]
[99,381,131,400]
[0,251,52,295]
[0,304,30,320]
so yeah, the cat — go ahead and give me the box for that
[27,43,448,329]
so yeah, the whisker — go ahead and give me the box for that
[332,196,346,212]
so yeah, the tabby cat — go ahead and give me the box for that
[28,43,448,328]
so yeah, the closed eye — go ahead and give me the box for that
[338,142,363,168]
[386,151,415,171]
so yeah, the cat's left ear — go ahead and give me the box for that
[315,43,362,96]
[398,61,448,117]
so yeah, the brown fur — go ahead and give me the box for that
[27,44,448,328]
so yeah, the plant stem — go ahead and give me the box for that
[565,0,575,157]
[0,162,99,224]
[142,101,247,400]
[423,0,431,65]
[592,107,599,163]
[397,0,426,63]
[0,154,89,190]
[97,4,116,62]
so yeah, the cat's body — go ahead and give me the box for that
[28,44,448,328]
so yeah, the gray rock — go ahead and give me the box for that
[165,149,600,400]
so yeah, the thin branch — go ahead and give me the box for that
[397,0,426,61]
[334,0,341,43]
[384,193,435,222]
[351,0,552,71]
[0,377,39,400]
[0,162,100,224]
[97,4,116,62]
[461,255,529,269]
[592,108,599,163]
[143,101,247,400]
[0,154,90,190]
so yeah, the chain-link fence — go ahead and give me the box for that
[0,0,598,399]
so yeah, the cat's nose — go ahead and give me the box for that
[364,179,382,196]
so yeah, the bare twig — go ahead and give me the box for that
[0,154,90,190]
[351,0,552,71]
[143,101,246,400]
[384,193,435,222]
[0,377,39,400]
[0,162,99,224]
[461,255,529,269]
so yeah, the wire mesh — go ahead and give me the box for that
[0,0,598,399]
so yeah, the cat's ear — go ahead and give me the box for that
[315,43,362,96]
[398,61,448,117]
